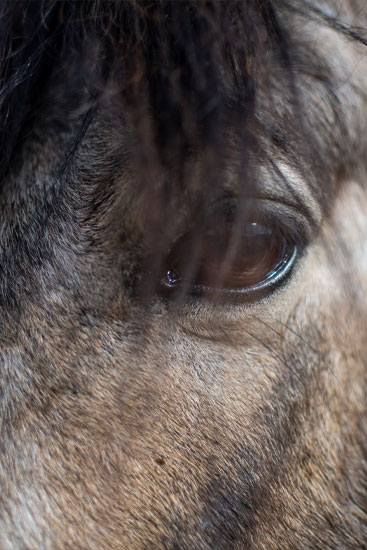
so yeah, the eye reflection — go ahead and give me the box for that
[158,221,296,299]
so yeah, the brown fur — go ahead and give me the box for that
[0,1,367,548]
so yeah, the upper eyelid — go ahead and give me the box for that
[250,199,315,246]
[207,199,311,246]
[161,207,308,261]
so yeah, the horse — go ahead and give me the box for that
[0,1,366,548]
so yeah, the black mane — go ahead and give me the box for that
[0,1,292,182]
[0,1,365,213]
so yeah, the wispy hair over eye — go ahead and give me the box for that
[0,1,366,301]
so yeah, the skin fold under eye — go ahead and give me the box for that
[157,219,298,303]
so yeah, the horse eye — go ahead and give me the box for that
[158,222,297,301]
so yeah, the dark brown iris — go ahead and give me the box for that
[159,222,289,297]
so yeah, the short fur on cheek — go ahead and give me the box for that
[0,1,366,549]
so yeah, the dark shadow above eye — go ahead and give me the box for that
[144,218,298,304]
